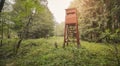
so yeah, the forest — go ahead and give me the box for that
[0,0,120,66]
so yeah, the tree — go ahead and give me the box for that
[10,0,54,39]
[54,22,64,36]
[7,0,55,53]
[70,0,120,43]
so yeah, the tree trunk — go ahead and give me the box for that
[14,39,23,54]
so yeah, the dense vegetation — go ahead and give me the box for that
[54,22,64,36]
[70,0,120,43]
[0,0,54,39]
[0,0,120,66]
[0,37,120,66]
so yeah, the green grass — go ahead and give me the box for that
[0,37,120,66]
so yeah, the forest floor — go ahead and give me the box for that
[0,37,120,66]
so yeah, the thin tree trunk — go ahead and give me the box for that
[15,39,23,54]
[0,13,3,46]
[14,15,32,54]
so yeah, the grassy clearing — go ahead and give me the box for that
[0,37,120,66]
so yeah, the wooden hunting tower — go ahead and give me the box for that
[63,8,80,48]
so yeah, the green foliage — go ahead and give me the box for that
[70,0,120,43]
[29,8,54,38]
[1,37,120,66]
[1,0,54,39]
[54,22,64,36]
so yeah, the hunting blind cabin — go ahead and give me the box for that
[63,8,80,48]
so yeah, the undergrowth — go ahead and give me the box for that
[0,37,120,66]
